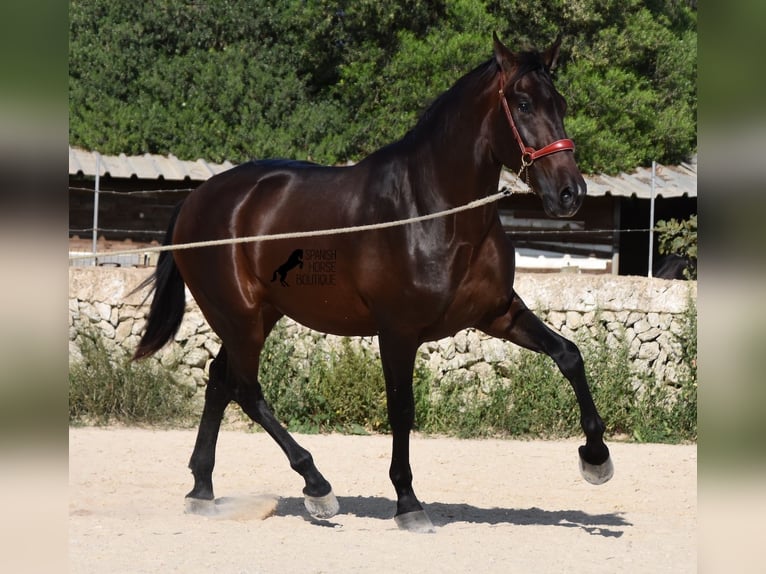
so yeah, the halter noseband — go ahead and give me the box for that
[498,76,575,168]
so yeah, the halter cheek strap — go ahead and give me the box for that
[498,77,575,167]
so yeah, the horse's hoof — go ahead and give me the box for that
[304,490,340,520]
[394,510,435,533]
[579,454,614,485]
[184,497,218,516]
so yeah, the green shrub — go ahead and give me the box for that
[416,370,489,437]
[259,323,327,433]
[262,335,390,435]
[69,329,195,426]
[314,339,389,433]
[261,323,430,434]
[582,325,641,438]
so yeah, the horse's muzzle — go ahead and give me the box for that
[544,178,585,218]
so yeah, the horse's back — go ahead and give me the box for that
[176,159,359,238]
[191,158,340,200]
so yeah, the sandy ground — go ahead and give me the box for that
[69,427,696,573]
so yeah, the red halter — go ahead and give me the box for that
[498,77,575,168]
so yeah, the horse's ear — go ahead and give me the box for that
[543,34,563,71]
[493,32,516,76]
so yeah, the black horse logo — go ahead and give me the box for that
[271,249,303,287]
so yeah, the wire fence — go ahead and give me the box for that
[69,186,196,195]
[69,225,652,238]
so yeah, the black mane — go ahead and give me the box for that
[404,49,549,142]
[410,58,497,134]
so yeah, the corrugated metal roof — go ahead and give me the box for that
[500,155,697,199]
[70,146,696,198]
[584,157,697,199]
[69,147,235,181]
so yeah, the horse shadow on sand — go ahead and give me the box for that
[274,495,630,538]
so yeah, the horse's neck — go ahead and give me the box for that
[406,92,502,212]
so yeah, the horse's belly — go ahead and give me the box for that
[265,283,377,337]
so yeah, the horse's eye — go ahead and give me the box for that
[518,101,531,114]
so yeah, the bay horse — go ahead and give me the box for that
[133,33,613,532]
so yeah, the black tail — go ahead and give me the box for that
[132,202,186,360]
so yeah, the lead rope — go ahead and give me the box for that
[68,187,514,261]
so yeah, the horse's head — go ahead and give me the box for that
[490,34,586,218]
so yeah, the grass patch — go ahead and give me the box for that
[69,329,196,426]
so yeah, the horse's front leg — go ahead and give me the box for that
[378,331,435,533]
[480,291,614,484]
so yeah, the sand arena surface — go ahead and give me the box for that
[69,427,696,573]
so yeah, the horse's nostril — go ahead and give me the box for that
[560,187,574,206]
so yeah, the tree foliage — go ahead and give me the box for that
[655,214,697,279]
[69,0,696,173]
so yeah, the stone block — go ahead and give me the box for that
[480,338,507,364]
[605,331,621,350]
[183,347,210,369]
[626,311,643,326]
[638,341,660,362]
[438,338,456,361]
[203,338,221,357]
[547,311,566,330]
[115,318,134,343]
[454,331,470,354]
[615,310,629,324]
[566,311,583,330]
[599,310,615,323]
[94,301,112,322]
[637,327,662,342]
[174,318,199,342]
[633,319,651,334]
[99,320,116,340]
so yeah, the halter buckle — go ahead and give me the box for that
[521,152,534,167]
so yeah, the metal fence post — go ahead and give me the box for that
[91,153,101,266]
[648,160,656,278]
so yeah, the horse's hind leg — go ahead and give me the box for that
[480,291,613,484]
[185,347,233,514]
[236,384,339,519]
[228,307,338,519]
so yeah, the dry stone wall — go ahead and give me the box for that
[69,268,696,392]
